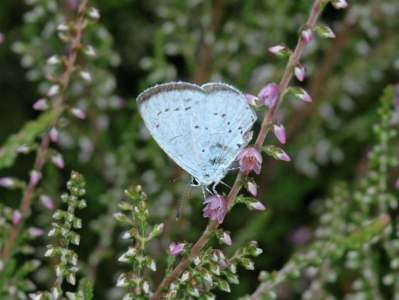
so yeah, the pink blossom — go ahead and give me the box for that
[0,177,15,188]
[0,32,4,44]
[302,29,313,45]
[33,99,48,111]
[247,181,257,197]
[67,0,79,11]
[16,145,30,154]
[333,0,348,9]
[12,210,22,225]
[203,195,228,224]
[40,195,55,211]
[276,150,291,162]
[289,227,312,245]
[47,85,60,97]
[221,232,232,246]
[395,179,399,189]
[294,65,306,82]
[258,83,279,108]
[245,93,259,106]
[237,147,263,175]
[169,242,185,256]
[273,124,287,144]
[268,45,286,55]
[29,227,44,237]
[249,201,266,211]
[71,108,86,120]
[30,170,42,186]
[51,154,65,169]
[49,128,59,143]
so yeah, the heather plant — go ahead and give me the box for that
[0,0,398,299]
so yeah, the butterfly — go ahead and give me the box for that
[136,82,257,191]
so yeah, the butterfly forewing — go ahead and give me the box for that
[137,82,256,186]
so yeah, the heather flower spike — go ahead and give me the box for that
[30,170,42,186]
[301,29,313,45]
[277,150,291,162]
[169,242,185,256]
[47,85,60,97]
[40,195,55,211]
[247,181,258,197]
[315,25,336,39]
[258,83,280,108]
[12,210,22,225]
[203,195,228,224]
[0,32,4,44]
[33,99,48,111]
[51,153,65,169]
[237,147,263,175]
[71,108,86,120]
[0,177,15,188]
[249,201,266,211]
[332,0,348,9]
[273,124,287,144]
[294,65,306,82]
[49,127,59,143]
[290,87,312,103]
[221,232,232,246]
[268,45,290,57]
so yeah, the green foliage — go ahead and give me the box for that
[115,186,163,299]
[0,111,57,170]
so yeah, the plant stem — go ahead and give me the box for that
[151,0,325,298]
[0,0,89,264]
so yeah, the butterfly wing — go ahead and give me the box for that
[137,82,256,186]
[194,83,256,184]
[137,82,206,181]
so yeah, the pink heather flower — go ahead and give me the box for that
[332,0,348,9]
[302,29,313,45]
[221,232,232,246]
[249,201,266,211]
[71,108,86,120]
[203,195,228,224]
[245,93,259,106]
[47,85,60,97]
[268,45,286,55]
[12,210,22,225]
[237,147,263,175]
[289,227,312,245]
[0,177,15,188]
[258,83,280,108]
[294,65,306,82]
[169,242,185,256]
[49,128,59,143]
[67,0,79,11]
[247,181,258,197]
[51,154,65,169]
[40,195,55,211]
[395,179,399,189]
[30,170,42,186]
[33,99,48,111]
[273,124,286,144]
[29,227,44,238]
[16,145,30,154]
[276,150,291,162]
[0,32,5,44]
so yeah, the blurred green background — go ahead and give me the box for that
[0,0,398,299]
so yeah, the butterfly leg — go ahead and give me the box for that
[211,182,219,195]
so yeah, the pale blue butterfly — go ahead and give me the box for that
[137,82,257,191]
